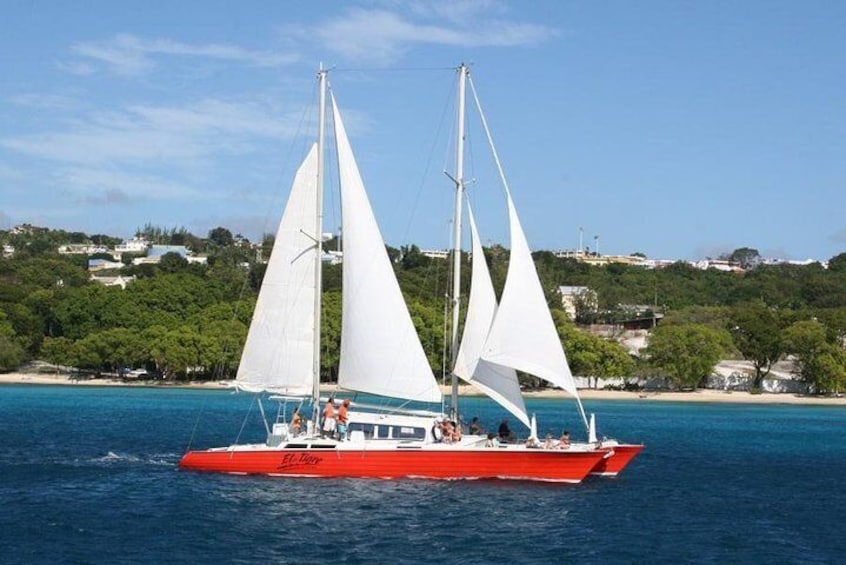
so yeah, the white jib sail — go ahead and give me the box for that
[453,203,529,427]
[332,95,441,403]
[481,190,580,399]
[236,143,318,395]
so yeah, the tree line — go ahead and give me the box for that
[1,226,844,394]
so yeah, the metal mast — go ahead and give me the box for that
[449,64,468,420]
[312,66,327,426]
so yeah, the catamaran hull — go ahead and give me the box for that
[179,447,606,483]
[590,444,644,477]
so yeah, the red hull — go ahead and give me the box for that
[590,444,644,477]
[179,447,607,483]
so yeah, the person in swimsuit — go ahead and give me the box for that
[337,399,350,441]
[322,399,336,438]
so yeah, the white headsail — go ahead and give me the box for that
[332,95,442,403]
[481,189,582,402]
[236,144,319,395]
[453,203,529,427]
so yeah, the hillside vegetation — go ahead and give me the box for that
[2,226,845,393]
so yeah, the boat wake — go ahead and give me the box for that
[91,451,178,467]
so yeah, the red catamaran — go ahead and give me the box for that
[180,64,641,483]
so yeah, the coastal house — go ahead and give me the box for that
[115,236,149,254]
[58,243,109,255]
[421,249,449,260]
[88,258,124,271]
[90,274,136,289]
[689,259,743,273]
[558,285,597,320]
[131,245,208,265]
[554,249,648,267]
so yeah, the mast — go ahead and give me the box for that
[312,66,327,425]
[449,64,468,419]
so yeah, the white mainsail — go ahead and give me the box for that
[332,95,442,403]
[236,144,319,395]
[480,189,581,400]
[453,203,529,427]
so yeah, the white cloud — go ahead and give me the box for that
[10,93,79,110]
[283,4,557,65]
[408,0,506,23]
[68,33,298,76]
[0,162,25,181]
[60,166,202,201]
[1,98,292,166]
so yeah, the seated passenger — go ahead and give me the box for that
[468,417,485,435]
[290,408,303,436]
[497,419,515,443]
[441,420,457,443]
[558,431,571,449]
[525,436,541,448]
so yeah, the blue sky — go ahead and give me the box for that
[1,0,844,261]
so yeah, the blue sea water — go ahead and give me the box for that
[1,385,843,564]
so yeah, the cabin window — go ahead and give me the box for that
[394,426,425,440]
[348,423,375,439]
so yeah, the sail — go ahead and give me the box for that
[453,203,529,427]
[332,95,441,403]
[236,144,319,395]
[480,190,580,398]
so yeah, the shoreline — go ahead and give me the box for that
[2,372,844,406]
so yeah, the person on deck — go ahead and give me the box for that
[441,420,456,443]
[451,421,462,443]
[497,419,514,443]
[337,399,350,441]
[468,417,485,435]
[290,408,303,436]
[558,430,571,449]
[322,399,337,439]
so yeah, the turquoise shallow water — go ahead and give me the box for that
[1,385,843,564]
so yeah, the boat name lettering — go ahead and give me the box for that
[278,452,323,469]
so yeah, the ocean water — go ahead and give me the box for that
[1,385,843,564]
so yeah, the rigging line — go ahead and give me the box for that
[234,394,258,445]
[398,68,458,247]
[467,75,511,199]
[183,395,209,454]
[331,66,455,73]
[441,287,450,415]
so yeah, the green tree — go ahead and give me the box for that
[554,311,636,386]
[208,226,234,247]
[40,336,75,370]
[200,319,247,378]
[0,335,25,371]
[149,325,209,380]
[783,319,846,394]
[728,301,785,388]
[725,247,761,269]
[320,291,342,381]
[827,252,846,273]
[645,323,725,389]
[158,252,189,273]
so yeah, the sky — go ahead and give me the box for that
[1,0,844,261]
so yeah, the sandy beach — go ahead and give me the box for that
[2,371,844,406]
